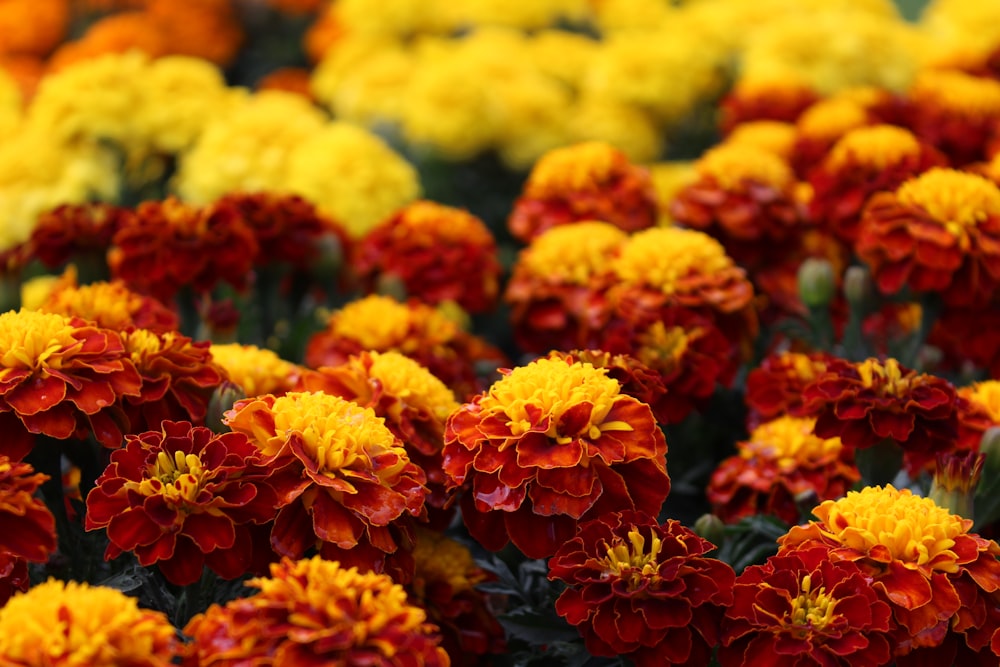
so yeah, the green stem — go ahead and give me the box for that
[855,438,904,488]
[901,293,941,371]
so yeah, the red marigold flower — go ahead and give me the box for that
[0,309,142,460]
[38,277,180,334]
[905,69,1000,166]
[0,455,56,564]
[507,141,658,243]
[930,305,1000,380]
[552,349,669,423]
[0,552,29,607]
[209,342,301,398]
[297,351,460,528]
[745,351,835,429]
[718,76,819,134]
[224,391,428,582]
[408,528,506,665]
[354,200,502,314]
[780,485,1000,661]
[808,124,947,244]
[956,381,1000,452]
[790,94,883,178]
[803,356,957,473]
[26,202,132,270]
[85,420,278,585]
[548,510,734,667]
[707,416,859,525]
[0,579,179,666]
[719,545,894,667]
[504,221,626,354]
[120,329,226,433]
[182,556,449,667]
[442,356,670,559]
[108,196,259,303]
[304,295,508,401]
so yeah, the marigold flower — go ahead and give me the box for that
[442,356,669,558]
[354,201,502,314]
[718,75,819,133]
[905,69,1000,166]
[803,356,956,473]
[507,141,658,243]
[183,556,449,666]
[857,168,1000,307]
[26,202,131,271]
[146,0,244,67]
[0,309,141,459]
[0,551,27,607]
[780,485,1000,659]
[707,416,859,525]
[504,221,626,354]
[808,124,946,244]
[209,342,300,398]
[305,295,507,401]
[0,579,178,666]
[408,528,506,665]
[549,510,734,666]
[719,546,894,667]
[0,0,68,59]
[46,13,167,72]
[790,96,881,177]
[724,120,798,162]
[38,278,179,334]
[224,392,427,581]
[0,455,56,564]
[956,381,1000,452]
[85,421,278,585]
[745,351,834,428]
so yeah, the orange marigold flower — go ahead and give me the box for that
[408,528,506,665]
[548,510,734,667]
[505,221,625,354]
[26,202,132,271]
[146,0,244,67]
[442,356,670,559]
[38,278,179,334]
[0,455,56,564]
[47,12,168,71]
[120,329,226,433]
[808,124,947,244]
[719,546,893,667]
[905,69,1000,166]
[857,168,1000,307]
[209,342,301,398]
[745,351,834,428]
[0,0,67,59]
[85,420,279,585]
[354,201,502,314]
[0,309,141,460]
[0,579,178,665]
[718,76,819,134]
[507,141,658,243]
[780,485,1000,661]
[707,416,859,526]
[304,295,508,401]
[803,357,957,473]
[956,381,1000,452]
[109,197,259,303]
[182,556,450,667]
[255,66,314,101]
[224,391,428,581]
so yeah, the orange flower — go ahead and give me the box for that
[808,124,946,244]
[224,391,428,581]
[745,351,834,428]
[85,420,279,585]
[956,381,1000,452]
[548,510,734,667]
[720,546,893,667]
[905,69,1000,166]
[0,309,141,460]
[38,278,179,334]
[26,202,132,271]
[718,77,819,134]
[707,416,859,525]
[504,221,625,354]
[0,0,69,59]
[408,528,506,665]
[857,168,1000,307]
[507,141,658,243]
[304,295,508,401]
[109,197,259,302]
[442,356,670,559]
[780,485,1000,661]
[0,455,56,565]
[182,556,450,666]
[803,357,957,473]
[146,0,244,67]
[255,66,315,101]
[47,12,168,71]
[354,201,502,314]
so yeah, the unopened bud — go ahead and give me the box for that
[693,513,725,549]
[797,258,835,308]
[205,380,246,434]
[375,273,408,302]
[308,232,345,285]
[843,265,873,310]
[930,450,985,520]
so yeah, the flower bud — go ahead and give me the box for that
[843,265,873,310]
[692,513,725,549]
[930,450,985,520]
[205,380,246,434]
[797,258,835,308]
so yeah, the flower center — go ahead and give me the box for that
[412,531,482,594]
[601,528,662,591]
[525,141,625,198]
[786,574,837,635]
[137,449,207,506]
[42,282,143,330]
[856,358,912,395]
[612,227,733,295]
[520,221,627,285]
[826,124,921,171]
[910,70,1000,117]
[896,168,1000,242]
[788,352,825,381]
[796,98,869,142]
[635,322,695,373]
[367,351,458,422]
[742,416,843,468]
[330,296,457,351]
[0,310,81,371]
[123,328,169,362]
[396,201,493,246]
[697,144,793,190]
[814,484,970,572]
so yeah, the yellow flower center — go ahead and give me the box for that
[367,351,458,422]
[827,124,921,171]
[788,352,824,382]
[123,328,170,363]
[856,358,912,395]
[412,530,483,594]
[696,144,794,190]
[741,416,843,469]
[519,221,627,285]
[330,296,457,351]
[896,168,1000,243]
[397,200,493,246]
[525,141,625,197]
[601,527,662,592]
[796,98,869,142]
[41,281,145,331]
[635,321,694,373]
[134,449,207,507]
[0,310,81,371]
[210,343,296,398]
[959,380,1000,422]
[910,70,1000,117]
[785,574,837,635]
[612,227,733,295]
[725,121,797,160]
[480,357,632,444]
[814,485,970,572]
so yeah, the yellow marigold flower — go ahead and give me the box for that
[209,342,299,398]
[725,121,798,161]
[183,556,449,666]
[519,221,628,286]
[956,380,1000,451]
[896,168,1000,238]
[697,143,795,191]
[612,227,733,296]
[795,97,872,145]
[744,415,845,469]
[527,29,597,88]
[493,71,574,171]
[826,124,922,172]
[905,69,1000,164]
[366,351,459,423]
[460,0,586,29]
[318,46,414,125]
[566,95,663,165]
[310,35,404,107]
[917,0,1000,70]
[0,579,177,666]
[0,66,20,140]
[329,295,457,352]
[647,161,698,225]
[589,0,677,33]
[285,121,420,238]
[38,279,178,334]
